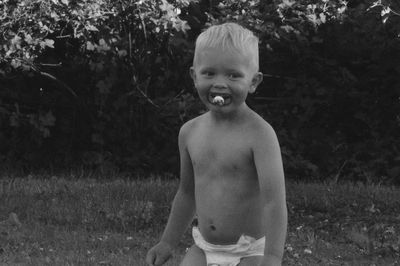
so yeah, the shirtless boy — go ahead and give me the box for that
[146,22,287,266]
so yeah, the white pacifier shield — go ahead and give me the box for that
[212,95,225,106]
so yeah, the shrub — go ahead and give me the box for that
[0,0,194,173]
[0,0,399,183]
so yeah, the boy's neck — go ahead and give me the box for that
[208,103,252,125]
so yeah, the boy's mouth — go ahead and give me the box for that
[209,92,231,106]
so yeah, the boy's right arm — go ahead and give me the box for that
[146,122,196,266]
[160,122,196,246]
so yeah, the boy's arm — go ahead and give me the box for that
[159,122,196,248]
[253,123,287,265]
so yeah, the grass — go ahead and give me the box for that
[0,174,399,265]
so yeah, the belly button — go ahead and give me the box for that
[210,225,216,231]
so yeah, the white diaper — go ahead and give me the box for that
[192,227,265,266]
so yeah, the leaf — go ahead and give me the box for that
[86,41,95,51]
[50,12,58,19]
[281,25,295,33]
[381,6,391,16]
[307,14,319,26]
[337,6,347,14]
[91,133,104,145]
[319,13,326,23]
[117,49,127,57]
[97,39,110,51]
[40,39,55,49]
[39,111,56,126]
[282,0,295,8]
[368,0,382,11]
[9,112,19,127]
[11,35,22,47]
[24,34,33,44]
[86,25,99,32]
[60,0,69,5]
[46,39,55,48]
[96,80,111,94]
[10,59,21,69]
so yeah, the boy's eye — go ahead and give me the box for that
[202,71,214,77]
[228,73,242,79]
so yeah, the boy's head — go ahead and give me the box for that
[190,22,263,113]
[193,23,260,73]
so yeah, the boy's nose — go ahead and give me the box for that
[211,75,228,89]
[212,83,227,89]
[212,78,228,89]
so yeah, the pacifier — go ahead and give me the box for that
[212,95,225,106]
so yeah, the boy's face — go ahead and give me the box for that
[190,47,262,115]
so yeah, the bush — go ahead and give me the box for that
[1,0,194,173]
[0,0,399,183]
[209,0,400,182]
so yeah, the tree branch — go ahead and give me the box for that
[36,71,78,98]
[128,76,160,109]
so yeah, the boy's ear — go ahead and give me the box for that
[249,72,263,93]
[189,67,197,84]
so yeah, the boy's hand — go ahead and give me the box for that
[145,241,173,266]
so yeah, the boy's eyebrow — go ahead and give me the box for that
[199,66,243,73]
[225,68,243,73]
[223,68,245,75]
[199,67,215,72]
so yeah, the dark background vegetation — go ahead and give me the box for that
[0,0,399,184]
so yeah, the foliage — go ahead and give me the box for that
[0,0,399,183]
[206,0,400,182]
[368,0,400,24]
[265,0,400,182]
[0,0,194,173]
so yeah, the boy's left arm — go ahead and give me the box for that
[253,123,288,266]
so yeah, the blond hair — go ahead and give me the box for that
[193,23,259,71]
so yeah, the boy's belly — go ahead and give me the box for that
[195,174,264,244]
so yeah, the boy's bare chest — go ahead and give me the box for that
[187,129,253,173]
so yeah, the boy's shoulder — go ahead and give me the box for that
[246,111,277,141]
[179,112,207,138]
[248,110,274,131]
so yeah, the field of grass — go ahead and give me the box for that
[0,174,399,265]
